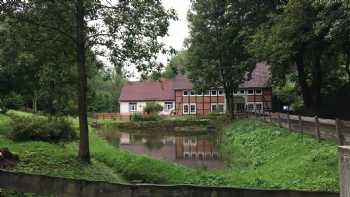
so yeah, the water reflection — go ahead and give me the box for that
[99,127,224,170]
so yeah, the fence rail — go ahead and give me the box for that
[253,111,350,145]
[93,113,129,121]
[0,170,339,197]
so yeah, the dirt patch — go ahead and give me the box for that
[0,148,19,169]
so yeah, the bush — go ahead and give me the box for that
[9,117,77,142]
[143,102,163,114]
[0,92,24,113]
[131,113,160,122]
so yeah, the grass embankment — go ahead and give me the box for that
[0,111,339,194]
[0,112,123,182]
[93,118,338,191]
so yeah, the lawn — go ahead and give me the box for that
[0,111,340,196]
[0,112,124,196]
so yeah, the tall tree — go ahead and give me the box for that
[249,0,350,114]
[186,0,256,118]
[1,0,175,162]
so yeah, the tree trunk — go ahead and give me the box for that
[32,92,38,113]
[48,80,55,122]
[76,0,90,163]
[224,87,234,119]
[311,53,322,115]
[345,51,350,84]
[295,51,312,110]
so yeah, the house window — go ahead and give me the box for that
[247,89,254,95]
[164,102,173,112]
[190,104,196,114]
[247,103,255,111]
[183,90,189,96]
[233,89,238,95]
[183,104,190,114]
[211,103,224,113]
[211,90,217,96]
[256,103,263,111]
[197,91,202,96]
[239,89,246,95]
[190,90,196,96]
[218,89,224,96]
[204,90,210,96]
[255,89,262,95]
[129,103,137,112]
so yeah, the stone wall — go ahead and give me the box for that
[339,146,350,197]
[0,170,339,197]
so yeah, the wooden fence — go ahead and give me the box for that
[252,111,350,145]
[93,113,130,121]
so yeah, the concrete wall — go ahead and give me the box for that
[120,101,175,116]
[0,170,339,197]
[339,146,350,197]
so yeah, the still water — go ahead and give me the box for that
[98,127,224,170]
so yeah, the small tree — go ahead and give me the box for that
[143,102,163,114]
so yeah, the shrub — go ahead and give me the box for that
[9,117,77,142]
[143,102,163,114]
[131,113,160,122]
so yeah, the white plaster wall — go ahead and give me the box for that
[120,101,175,116]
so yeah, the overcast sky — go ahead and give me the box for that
[128,0,191,80]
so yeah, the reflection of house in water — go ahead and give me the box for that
[117,133,224,169]
[176,137,221,161]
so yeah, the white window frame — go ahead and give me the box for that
[247,89,254,95]
[164,102,174,112]
[204,90,211,96]
[211,90,217,96]
[190,90,196,96]
[255,102,263,111]
[218,89,224,96]
[246,103,255,111]
[183,104,190,114]
[255,89,263,95]
[129,102,137,112]
[211,103,225,113]
[239,89,246,95]
[190,103,197,114]
[233,89,238,95]
[183,90,189,96]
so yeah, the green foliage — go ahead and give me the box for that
[143,102,163,114]
[130,113,161,122]
[9,117,77,142]
[89,69,125,113]
[0,92,24,113]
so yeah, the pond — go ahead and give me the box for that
[98,126,225,170]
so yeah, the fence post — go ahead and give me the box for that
[278,112,282,127]
[336,118,344,146]
[287,113,291,130]
[339,146,350,197]
[315,116,321,141]
[298,115,303,133]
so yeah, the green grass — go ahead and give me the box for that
[0,111,339,194]
[220,119,338,191]
[0,113,124,183]
[91,118,338,191]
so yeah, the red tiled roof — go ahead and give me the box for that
[239,63,271,88]
[119,78,175,102]
[174,74,193,90]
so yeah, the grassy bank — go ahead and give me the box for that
[0,112,124,197]
[0,111,339,195]
[92,118,338,191]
